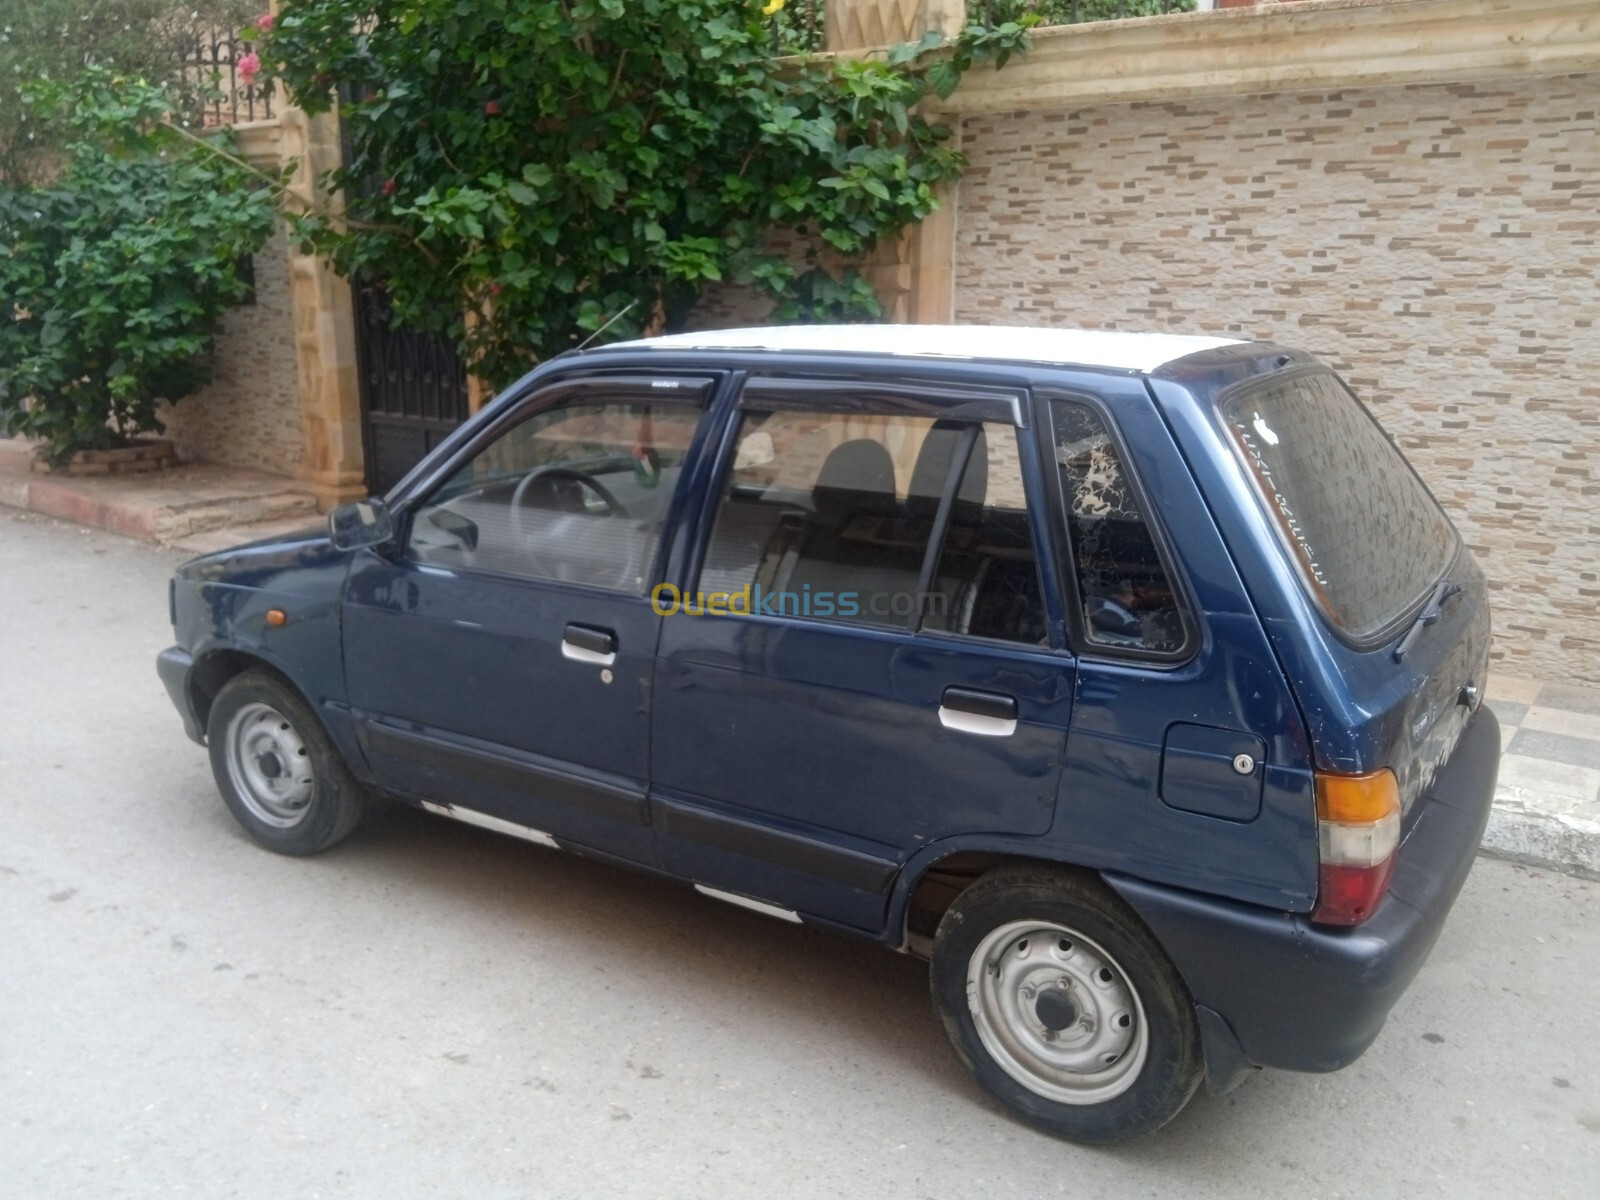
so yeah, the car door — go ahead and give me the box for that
[343,373,718,864]
[650,376,1076,931]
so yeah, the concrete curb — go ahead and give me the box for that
[1480,790,1600,881]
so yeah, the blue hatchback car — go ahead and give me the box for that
[159,326,1499,1142]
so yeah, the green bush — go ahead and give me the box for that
[0,71,277,466]
[979,1,1196,23]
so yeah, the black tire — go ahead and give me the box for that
[206,670,367,856]
[930,865,1203,1144]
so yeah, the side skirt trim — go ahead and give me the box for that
[420,800,561,849]
[693,884,803,924]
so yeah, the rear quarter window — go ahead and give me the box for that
[1221,369,1458,643]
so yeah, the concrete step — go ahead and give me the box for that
[166,513,326,557]
[153,489,319,541]
[0,436,325,552]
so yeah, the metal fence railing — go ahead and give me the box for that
[173,27,274,127]
[770,0,829,54]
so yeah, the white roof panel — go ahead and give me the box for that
[617,324,1243,373]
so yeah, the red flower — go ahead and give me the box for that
[484,100,502,116]
[382,178,397,197]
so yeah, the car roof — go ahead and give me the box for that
[607,324,1245,373]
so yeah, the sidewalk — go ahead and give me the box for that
[1,434,1596,880]
[0,436,320,555]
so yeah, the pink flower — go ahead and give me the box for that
[484,100,502,116]
[255,13,274,33]
[238,51,261,84]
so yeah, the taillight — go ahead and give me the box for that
[1311,768,1401,926]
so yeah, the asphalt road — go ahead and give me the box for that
[3,509,1598,1199]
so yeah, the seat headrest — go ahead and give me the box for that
[908,421,987,509]
[814,438,898,498]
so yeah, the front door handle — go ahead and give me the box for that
[562,623,617,666]
[938,687,1018,738]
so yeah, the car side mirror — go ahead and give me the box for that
[328,498,396,551]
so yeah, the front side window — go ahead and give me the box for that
[694,406,1045,643]
[1051,400,1187,655]
[1221,369,1457,642]
[407,399,701,592]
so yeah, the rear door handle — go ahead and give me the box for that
[562,623,617,665]
[938,687,1018,738]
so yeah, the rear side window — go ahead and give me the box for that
[695,408,1046,643]
[1221,369,1457,642]
[1050,400,1188,655]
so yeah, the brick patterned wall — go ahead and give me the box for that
[159,225,302,477]
[956,74,1600,684]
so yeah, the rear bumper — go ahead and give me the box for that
[157,646,205,745]
[1109,706,1499,1081]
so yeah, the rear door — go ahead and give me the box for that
[343,373,717,864]
[650,376,1075,931]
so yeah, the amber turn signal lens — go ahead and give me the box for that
[1314,768,1400,824]
[266,608,287,627]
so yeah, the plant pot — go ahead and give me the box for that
[32,438,179,477]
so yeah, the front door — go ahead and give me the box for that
[344,373,717,863]
[651,377,1076,931]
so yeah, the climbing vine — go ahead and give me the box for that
[254,1,1033,386]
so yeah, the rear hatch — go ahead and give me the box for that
[1214,364,1491,827]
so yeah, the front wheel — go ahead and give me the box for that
[206,670,367,855]
[930,866,1203,1144]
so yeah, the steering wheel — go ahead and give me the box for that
[509,465,630,571]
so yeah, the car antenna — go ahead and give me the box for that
[576,299,639,351]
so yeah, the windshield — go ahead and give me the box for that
[1222,369,1458,643]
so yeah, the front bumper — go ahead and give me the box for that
[1109,705,1500,1085]
[157,646,205,744]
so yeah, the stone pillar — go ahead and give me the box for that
[826,1,964,325]
[263,2,366,509]
[278,101,368,509]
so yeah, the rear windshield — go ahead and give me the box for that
[1221,369,1457,643]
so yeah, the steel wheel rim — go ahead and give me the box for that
[225,701,316,828]
[965,919,1149,1105]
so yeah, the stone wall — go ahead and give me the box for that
[954,73,1600,684]
[159,225,303,477]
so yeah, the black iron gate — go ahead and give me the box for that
[351,278,471,496]
[341,92,472,496]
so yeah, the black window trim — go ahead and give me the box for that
[1215,363,1462,653]
[395,372,719,596]
[682,376,1059,648]
[738,375,1025,427]
[1035,387,1202,667]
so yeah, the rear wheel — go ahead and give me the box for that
[207,670,367,855]
[930,865,1203,1144]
